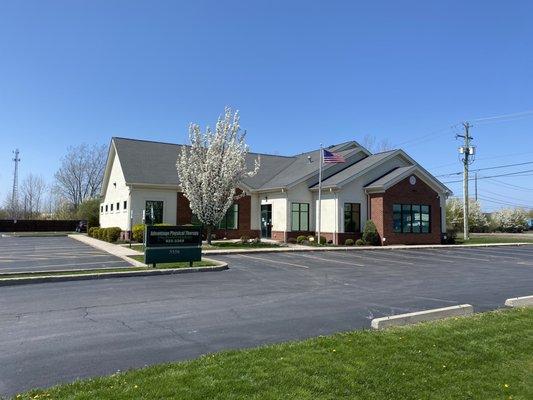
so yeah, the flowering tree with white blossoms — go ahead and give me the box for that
[490,208,528,232]
[446,197,488,232]
[176,107,259,244]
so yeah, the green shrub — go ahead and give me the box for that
[94,227,103,240]
[443,228,457,244]
[240,235,249,244]
[132,224,145,242]
[345,238,355,246]
[104,227,122,243]
[362,220,381,246]
[318,235,326,245]
[88,227,99,238]
[355,239,365,246]
[296,235,307,244]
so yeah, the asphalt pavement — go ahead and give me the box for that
[1,244,532,396]
[0,236,131,273]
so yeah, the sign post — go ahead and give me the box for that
[144,225,202,268]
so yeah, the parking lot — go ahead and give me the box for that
[0,235,131,273]
[0,244,532,396]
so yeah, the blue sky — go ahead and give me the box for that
[0,1,532,211]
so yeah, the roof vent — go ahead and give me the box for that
[307,156,312,163]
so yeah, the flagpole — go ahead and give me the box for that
[317,144,323,244]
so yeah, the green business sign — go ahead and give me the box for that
[144,225,202,266]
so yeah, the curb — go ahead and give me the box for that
[203,242,533,256]
[0,262,229,287]
[504,295,533,308]
[370,304,474,330]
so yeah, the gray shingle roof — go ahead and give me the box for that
[113,137,295,189]
[311,150,398,188]
[112,138,418,192]
[259,147,365,190]
[364,166,415,190]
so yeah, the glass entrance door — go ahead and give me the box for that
[260,204,272,238]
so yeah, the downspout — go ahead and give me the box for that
[334,190,338,245]
[284,188,288,243]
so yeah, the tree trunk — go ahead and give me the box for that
[206,225,213,245]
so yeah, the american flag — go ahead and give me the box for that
[322,149,346,163]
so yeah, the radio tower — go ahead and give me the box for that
[11,149,20,219]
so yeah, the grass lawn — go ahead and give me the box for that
[0,260,217,280]
[128,254,216,268]
[17,308,533,399]
[456,234,533,245]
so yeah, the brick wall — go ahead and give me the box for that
[176,191,260,239]
[370,175,442,245]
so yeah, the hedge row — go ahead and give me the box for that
[131,223,172,243]
[88,226,122,243]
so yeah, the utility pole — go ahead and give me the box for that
[11,149,21,220]
[456,123,475,241]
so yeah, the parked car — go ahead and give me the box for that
[76,220,87,233]
[528,218,533,230]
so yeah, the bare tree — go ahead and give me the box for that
[54,144,107,210]
[20,174,46,219]
[361,134,393,153]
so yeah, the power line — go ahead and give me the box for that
[435,160,533,177]
[478,187,532,204]
[474,109,533,124]
[442,168,533,183]
[477,195,532,209]
[428,150,533,172]
[485,178,533,191]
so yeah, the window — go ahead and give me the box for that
[291,203,309,231]
[100,205,103,213]
[344,203,361,233]
[105,204,108,212]
[123,200,127,210]
[145,200,164,224]
[116,202,120,211]
[110,203,114,212]
[393,204,431,233]
[219,204,239,230]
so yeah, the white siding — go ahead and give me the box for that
[100,153,130,230]
[260,191,287,232]
[250,193,261,230]
[287,182,315,231]
[130,188,178,227]
[315,192,338,233]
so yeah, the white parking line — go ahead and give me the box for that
[238,254,309,269]
[285,253,365,267]
[458,248,524,259]
[392,251,455,264]
[335,252,415,266]
[416,251,490,262]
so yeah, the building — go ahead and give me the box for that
[100,137,452,245]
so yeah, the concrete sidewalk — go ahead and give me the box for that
[69,234,145,266]
[71,234,532,257]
